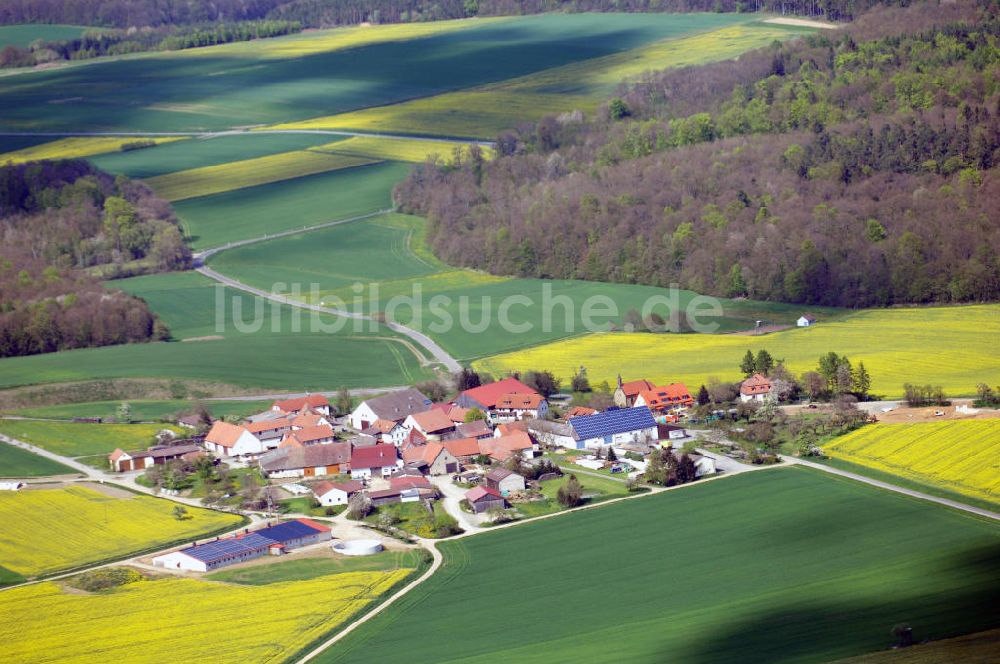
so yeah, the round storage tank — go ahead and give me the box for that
[333,539,383,556]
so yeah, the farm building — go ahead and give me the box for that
[203,421,264,458]
[152,519,330,572]
[634,383,694,413]
[448,419,492,440]
[797,314,817,327]
[361,419,409,446]
[350,444,403,479]
[350,388,432,430]
[565,406,598,418]
[491,393,549,423]
[480,431,537,462]
[613,376,655,408]
[527,419,576,448]
[245,419,292,448]
[465,486,506,513]
[454,377,538,411]
[403,409,456,439]
[290,412,331,429]
[568,407,658,450]
[740,374,773,403]
[402,442,460,475]
[258,443,351,479]
[108,443,203,472]
[272,394,331,416]
[485,468,525,495]
[278,424,336,448]
[442,437,483,463]
[658,423,689,441]
[313,480,364,506]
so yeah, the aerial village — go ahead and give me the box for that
[105,371,744,573]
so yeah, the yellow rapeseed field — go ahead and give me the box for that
[144,150,377,201]
[0,136,185,164]
[311,136,494,163]
[0,486,241,576]
[0,569,411,663]
[824,420,1000,504]
[474,304,1000,398]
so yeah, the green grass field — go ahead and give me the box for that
[476,304,1000,397]
[1,399,273,422]
[87,133,342,179]
[175,161,410,249]
[0,420,185,456]
[0,24,90,48]
[0,14,754,133]
[205,550,425,584]
[208,214,840,360]
[0,271,432,391]
[0,443,77,477]
[0,564,24,587]
[318,467,1000,664]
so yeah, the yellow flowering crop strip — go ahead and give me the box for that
[0,569,411,663]
[0,136,185,164]
[0,486,241,576]
[824,420,1000,504]
[311,136,494,163]
[474,304,1000,399]
[144,150,378,201]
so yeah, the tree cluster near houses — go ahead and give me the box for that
[0,160,189,357]
[395,1,1000,308]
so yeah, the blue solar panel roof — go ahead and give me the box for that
[569,406,657,440]
[255,519,324,543]
[182,533,277,563]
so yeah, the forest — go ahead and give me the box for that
[0,161,187,357]
[0,0,898,31]
[396,1,1000,307]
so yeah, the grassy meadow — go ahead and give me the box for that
[317,467,1000,664]
[0,443,77,477]
[0,24,90,48]
[0,485,242,576]
[0,136,185,163]
[1,399,273,422]
[174,161,410,249]
[0,14,753,133]
[0,271,433,391]
[475,304,1000,397]
[0,568,411,663]
[0,420,185,456]
[824,421,1000,506]
[310,135,493,163]
[205,550,425,584]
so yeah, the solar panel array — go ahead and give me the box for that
[182,533,277,563]
[255,519,325,543]
[569,406,657,440]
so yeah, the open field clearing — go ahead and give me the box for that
[210,215,839,360]
[476,304,1000,397]
[834,628,1000,663]
[0,14,746,132]
[0,568,410,663]
[0,443,76,477]
[175,161,409,249]
[0,271,432,390]
[311,135,493,163]
[0,485,242,576]
[318,467,1000,664]
[269,21,805,138]
[88,132,342,178]
[205,550,425,584]
[2,399,272,422]
[0,24,90,48]
[824,421,1000,506]
[145,150,377,201]
[0,136,184,163]
[0,420,185,457]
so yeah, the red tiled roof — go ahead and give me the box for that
[459,377,538,409]
[390,475,432,491]
[465,485,503,502]
[205,421,248,448]
[313,480,363,496]
[350,443,399,469]
[619,379,654,397]
[495,421,528,437]
[442,437,482,459]
[289,424,335,443]
[407,409,455,434]
[291,412,325,428]
[294,517,331,533]
[495,393,545,409]
[272,394,330,413]
[246,419,292,434]
[402,442,444,465]
[740,373,773,396]
[481,431,534,461]
[637,383,694,409]
[565,406,598,418]
[364,419,400,435]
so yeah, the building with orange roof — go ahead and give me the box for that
[203,421,264,457]
[402,442,460,475]
[740,373,773,403]
[455,377,538,411]
[565,406,598,419]
[492,392,549,423]
[480,431,537,462]
[634,383,694,413]
[403,409,456,438]
[361,418,409,446]
[613,376,656,408]
[271,394,331,416]
[441,437,483,462]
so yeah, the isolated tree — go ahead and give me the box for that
[334,387,353,416]
[117,402,131,423]
[455,367,481,391]
[524,370,559,397]
[606,446,617,462]
[557,475,584,508]
[663,449,679,484]
[801,371,826,400]
[644,449,666,485]
[464,407,486,423]
[755,349,775,375]
[415,379,448,403]
[172,505,189,520]
[740,349,757,377]
[594,445,603,460]
[571,366,591,393]
[608,97,630,120]
[676,454,697,484]
[852,362,871,398]
[696,384,710,406]
[835,363,854,395]
[347,491,373,520]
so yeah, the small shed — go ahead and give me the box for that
[465,486,506,513]
[797,314,817,327]
[485,468,526,495]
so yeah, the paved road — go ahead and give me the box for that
[196,264,461,373]
[429,475,486,533]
